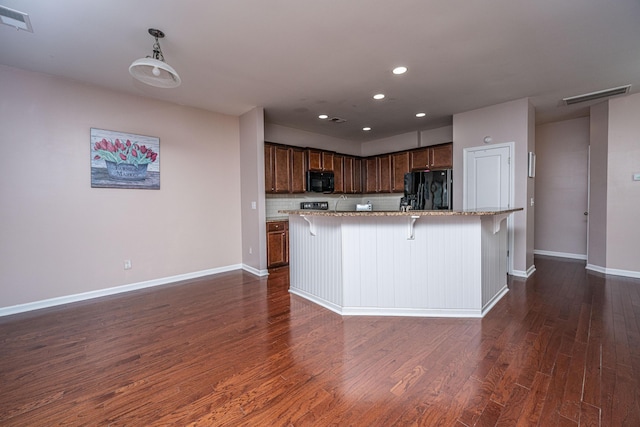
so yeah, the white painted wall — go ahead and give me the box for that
[265,123,359,156]
[453,98,535,276]
[240,108,268,274]
[360,125,453,157]
[605,94,640,273]
[535,117,589,259]
[0,65,242,309]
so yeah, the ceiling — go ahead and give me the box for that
[1,0,639,143]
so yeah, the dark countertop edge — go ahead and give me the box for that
[278,208,523,217]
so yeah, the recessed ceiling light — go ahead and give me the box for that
[373,94,385,100]
[318,114,328,119]
[392,66,407,75]
[415,112,426,118]
[363,127,372,131]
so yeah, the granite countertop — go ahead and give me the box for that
[279,208,522,217]
[266,217,289,222]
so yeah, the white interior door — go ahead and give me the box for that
[464,143,514,273]
[465,145,511,209]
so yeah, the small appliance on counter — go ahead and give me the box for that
[356,201,373,211]
[400,169,452,211]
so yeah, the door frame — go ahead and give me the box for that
[586,145,590,261]
[463,142,515,275]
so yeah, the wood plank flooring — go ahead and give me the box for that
[1,256,640,426]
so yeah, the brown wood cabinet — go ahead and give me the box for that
[306,149,334,171]
[265,143,306,194]
[333,154,344,193]
[430,143,453,169]
[410,143,453,171]
[353,157,363,193]
[267,220,289,268]
[364,157,378,193]
[343,156,363,194]
[378,155,391,193]
[265,141,451,195]
[410,148,431,171]
[391,152,410,193]
[264,143,291,193]
[364,155,392,193]
[290,147,306,193]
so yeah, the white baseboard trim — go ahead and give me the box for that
[481,286,509,316]
[586,264,640,279]
[534,249,587,261]
[0,264,245,317]
[289,287,505,318]
[242,264,269,277]
[511,264,536,278]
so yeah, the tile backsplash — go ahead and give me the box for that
[266,193,403,219]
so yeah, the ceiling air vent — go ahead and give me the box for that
[0,5,33,32]
[562,85,631,106]
[329,117,346,123]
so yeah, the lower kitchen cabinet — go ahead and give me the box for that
[267,220,289,268]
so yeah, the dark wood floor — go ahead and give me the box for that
[1,256,639,426]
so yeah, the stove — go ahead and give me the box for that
[300,201,329,210]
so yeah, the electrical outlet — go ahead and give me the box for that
[251,201,257,209]
[249,247,253,254]
[124,260,132,270]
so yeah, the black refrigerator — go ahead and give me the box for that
[401,169,452,210]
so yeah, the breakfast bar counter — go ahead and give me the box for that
[280,208,521,318]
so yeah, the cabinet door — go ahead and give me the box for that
[333,154,344,193]
[364,157,378,193]
[322,152,334,172]
[290,147,306,193]
[267,230,288,267]
[267,221,288,268]
[378,155,392,193]
[410,148,430,171]
[343,156,353,193]
[353,158,363,193]
[272,145,291,193]
[430,143,453,169]
[264,145,274,192]
[391,152,410,193]
[307,149,323,171]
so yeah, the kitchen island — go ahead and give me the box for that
[279,208,522,318]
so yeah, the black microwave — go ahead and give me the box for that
[306,171,334,193]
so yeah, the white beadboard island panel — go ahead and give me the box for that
[285,209,519,318]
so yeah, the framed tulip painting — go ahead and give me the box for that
[90,128,160,189]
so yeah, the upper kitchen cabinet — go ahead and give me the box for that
[333,154,345,193]
[290,147,306,193]
[391,152,410,193]
[410,148,430,171]
[343,156,362,194]
[364,155,391,193]
[307,149,334,172]
[410,142,453,171]
[264,143,291,193]
[264,143,306,194]
[430,143,453,169]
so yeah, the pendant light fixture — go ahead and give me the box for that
[129,28,181,88]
